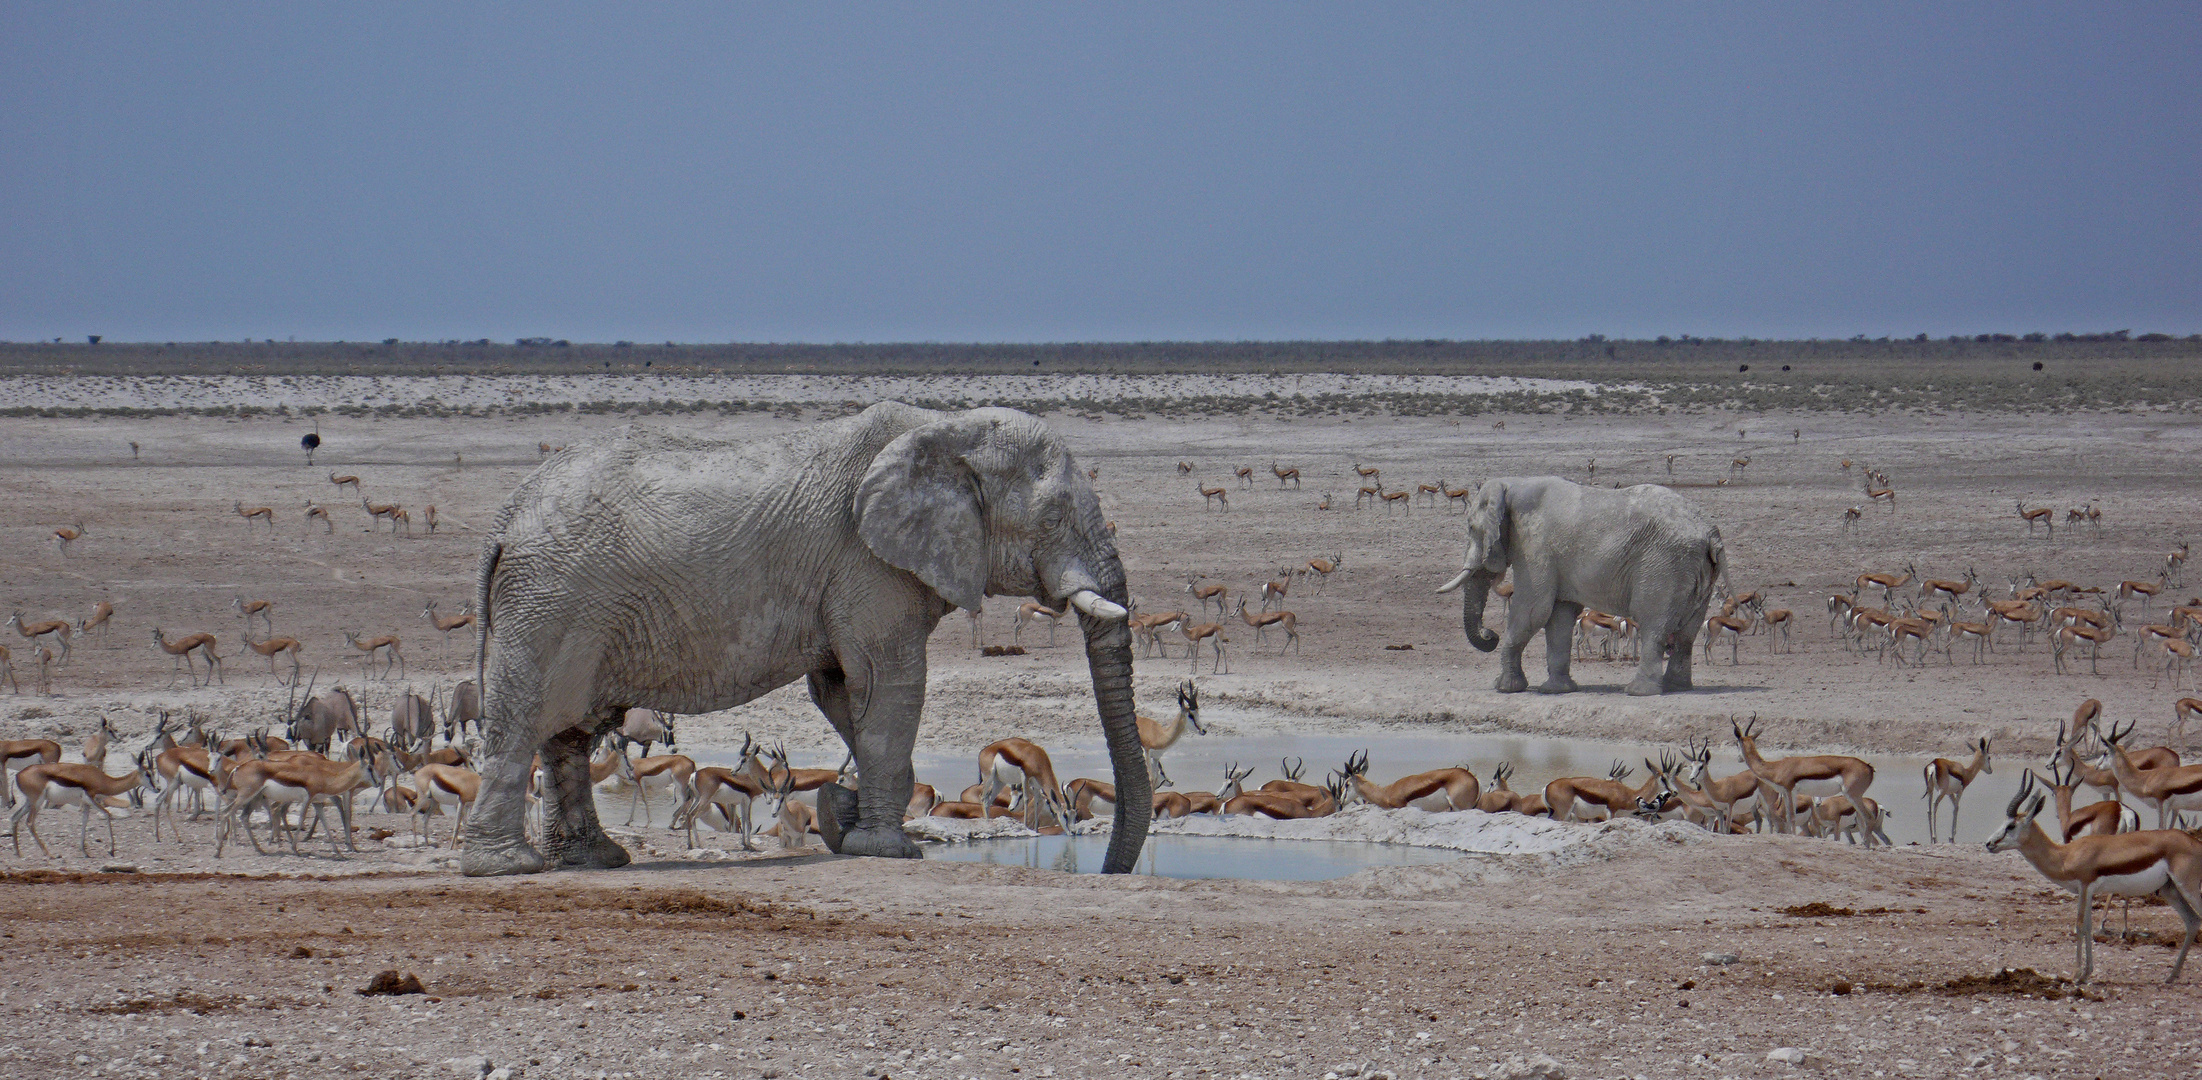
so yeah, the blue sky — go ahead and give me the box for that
[3,3,2196,343]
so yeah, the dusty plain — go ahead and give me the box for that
[2,369,2200,1079]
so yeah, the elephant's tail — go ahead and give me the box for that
[1699,528,1727,615]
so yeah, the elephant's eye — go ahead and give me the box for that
[1040,508,1065,531]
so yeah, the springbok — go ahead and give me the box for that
[52,522,85,557]
[1179,620,1227,675]
[1134,680,1205,788]
[1184,577,1229,618]
[9,762,150,857]
[1234,597,1299,654]
[1541,760,1659,823]
[1986,771,2202,984]
[1013,602,1067,647]
[1734,715,1878,846]
[1270,461,1300,488]
[1199,484,1229,511]
[1338,750,1481,812]
[1300,553,1343,595]
[8,612,71,666]
[233,500,275,528]
[2103,722,2202,830]
[1921,737,1991,843]
[342,629,404,680]
[151,628,220,686]
[978,738,1069,829]
[421,600,476,656]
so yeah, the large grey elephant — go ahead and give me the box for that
[1436,476,1723,696]
[460,402,1151,875]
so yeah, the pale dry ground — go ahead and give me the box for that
[2,400,2200,1079]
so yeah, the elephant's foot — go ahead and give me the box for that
[814,782,860,855]
[556,831,633,870]
[1625,675,1664,696]
[1533,676,1579,694]
[1661,671,1694,692]
[836,825,924,860]
[461,841,548,877]
[1493,670,1530,694]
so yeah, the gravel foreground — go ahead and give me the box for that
[3,818,2197,1080]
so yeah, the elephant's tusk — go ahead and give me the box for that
[1434,568,1473,595]
[1066,590,1128,620]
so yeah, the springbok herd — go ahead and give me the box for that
[6,434,2202,993]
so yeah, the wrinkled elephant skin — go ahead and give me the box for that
[461,403,1152,875]
[1439,476,1723,697]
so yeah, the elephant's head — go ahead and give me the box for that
[853,406,1150,872]
[1434,478,1508,652]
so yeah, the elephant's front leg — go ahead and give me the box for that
[1493,600,1541,694]
[1536,601,1581,694]
[540,724,631,870]
[808,666,922,860]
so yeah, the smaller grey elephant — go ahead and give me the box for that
[1437,477,1723,696]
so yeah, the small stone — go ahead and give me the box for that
[486,1069,514,1080]
[1702,952,1740,965]
[442,1056,488,1076]
[1831,980,1853,995]
[1767,1048,1806,1064]
[1492,1054,1568,1080]
[99,863,138,874]
[359,970,426,996]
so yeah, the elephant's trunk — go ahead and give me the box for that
[1061,553,1149,873]
[1081,610,1149,872]
[1460,569,1499,652]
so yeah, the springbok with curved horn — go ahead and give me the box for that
[1986,771,2202,984]
[1134,679,1205,788]
[1922,737,1991,843]
[1541,759,1659,823]
[1338,750,1481,812]
[2103,722,2202,831]
[1300,552,1343,595]
[1734,715,1878,845]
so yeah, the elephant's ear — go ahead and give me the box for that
[856,420,989,612]
[1475,481,1511,572]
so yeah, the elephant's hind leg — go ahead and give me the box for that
[1535,602,1581,694]
[542,723,630,870]
[461,739,550,877]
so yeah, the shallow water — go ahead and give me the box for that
[677,714,2039,858]
[923,832,1467,880]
